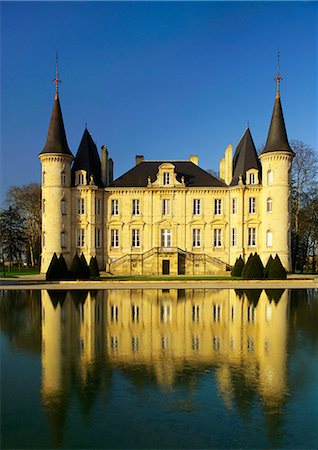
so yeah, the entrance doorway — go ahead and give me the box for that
[162,259,170,275]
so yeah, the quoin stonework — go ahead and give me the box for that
[39,64,294,275]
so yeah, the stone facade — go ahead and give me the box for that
[39,84,294,275]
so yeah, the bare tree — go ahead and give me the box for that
[6,183,41,267]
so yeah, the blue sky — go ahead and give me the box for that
[1,1,317,204]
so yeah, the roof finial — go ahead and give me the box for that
[53,51,62,98]
[274,50,283,99]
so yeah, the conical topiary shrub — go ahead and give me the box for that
[89,256,100,277]
[242,253,264,280]
[241,253,253,279]
[58,254,70,280]
[80,253,91,280]
[264,255,274,279]
[267,254,287,279]
[231,255,244,277]
[46,252,61,281]
[69,253,83,280]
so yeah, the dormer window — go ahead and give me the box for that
[249,173,256,185]
[76,171,86,186]
[163,172,170,185]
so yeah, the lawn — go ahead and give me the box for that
[0,267,40,278]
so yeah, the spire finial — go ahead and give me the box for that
[53,52,62,98]
[274,50,283,99]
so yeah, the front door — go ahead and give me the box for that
[162,259,170,275]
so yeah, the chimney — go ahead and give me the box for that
[189,155,199,165]
[101,145,108,186]
[108,158,114,183]
[136,155,144,165]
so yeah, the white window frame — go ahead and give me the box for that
[231,228,237,247]
[110,229,119,248]
[161,229,172,248]
[213,228,222,248]
[77,198,85,215]
[193,199,201,215]
[192,228,201,248]
[232,198,237,214]
[163,172,170,185]
[111,199,119,216]
[162,199,171,215]
[248,227,257,247]
[95,228,102,248]
[249,172,256,185]
[267,198,273,213]
[76,228,85,247]
[248,197,256,214]
[214,198,222,215]
[132,199,140,216]
[132,229,140,248]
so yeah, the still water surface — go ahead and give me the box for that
[1,288,318,449]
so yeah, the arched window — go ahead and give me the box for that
[61,172,66,186]
[266,230,273,247]
[267,170,273,185]
[267,198,273,212]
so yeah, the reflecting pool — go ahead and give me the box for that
[1,288,318,449]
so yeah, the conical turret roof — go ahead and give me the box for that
[261,95,293,155]
[231,128,262,185]
[40,93,73,156]
[71,128,103,187]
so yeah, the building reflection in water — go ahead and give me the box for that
[41,288,289,416]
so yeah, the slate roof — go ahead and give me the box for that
[40,94,73,156]
[108,161,227,188]
[231,128,262,186]
[71,128,103,187]
[261,95,293,155]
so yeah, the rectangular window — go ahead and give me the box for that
[248,227,257,246]
[193,199,201,215]
[160,304,172,323]
[161,229,172,248]
[231,228,237,246]
[249,173,256,185]
[247,306,256,323]
[61,232,66,248]
[77,198,85,215]
[213,304,222,322]
[61,172,66,186]
[192,305,200,322]
[162,199,171,215]
[163,172,170,185]
[248,197,256,214]
[110,229,119,248]
[76,228,85,247]
[95,228,101,248]
[192,228,201,247]
[132,199,140,215]
[61,200,66,215]
[232,198,237,214]
[95,198,102,215]
[132,305,139,323]
[214,198,222,215]
[111,199,119,215]
[132,229,140,248]
[213,229,222,247]
[42,199,46,214]
[110,305,118,322]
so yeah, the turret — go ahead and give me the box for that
[259,55,294,271]
[39,54,73,273]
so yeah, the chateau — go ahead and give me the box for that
[39,66,294,275]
